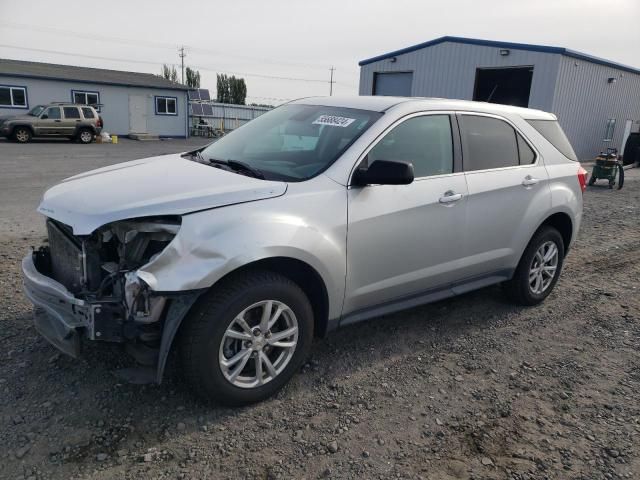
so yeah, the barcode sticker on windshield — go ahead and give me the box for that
[312,115,356,128]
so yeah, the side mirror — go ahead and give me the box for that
[352,160,414,186]
[40,114,48,119]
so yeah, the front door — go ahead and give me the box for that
[35,106,63,135]
[458,113,550,282]
[344,113,468,315]
[129,95,147,133]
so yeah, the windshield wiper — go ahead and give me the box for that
[208,158,265,179]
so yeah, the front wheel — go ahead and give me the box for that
[180,271,314,406]
[13,127,32,143]
[504,226,565,306]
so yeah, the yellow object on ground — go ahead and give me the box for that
[112,135,118,144]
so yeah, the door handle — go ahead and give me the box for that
[54,120,61,122]
[439,191,463,204]
[522,175,540,186]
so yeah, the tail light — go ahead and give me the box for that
[97,116,103,128]
[577,165,588,193]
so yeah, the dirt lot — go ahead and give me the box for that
[1,141,638,480]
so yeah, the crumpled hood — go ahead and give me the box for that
[38,153,287,234]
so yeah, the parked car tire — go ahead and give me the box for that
[504,226,565,306]
[13,127,32,143]
[77,128,94,144]
[179,270,314,406]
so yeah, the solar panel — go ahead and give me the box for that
[191,104,204,116]
[199,89,211,101]
[202,104,214,116]
[188,90,200,101]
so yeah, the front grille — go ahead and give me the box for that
[46,220,84,294]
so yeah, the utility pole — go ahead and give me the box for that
[178,46,186,85]
[329,66,335,96]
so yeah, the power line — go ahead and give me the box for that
[0,44,331,84]
[0,21,327,71]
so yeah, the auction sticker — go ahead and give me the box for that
[312,115,356,128]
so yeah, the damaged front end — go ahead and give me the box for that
[22,216,202,383]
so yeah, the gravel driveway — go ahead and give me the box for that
[1,141,638,480]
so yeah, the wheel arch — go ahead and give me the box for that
[155,256,331,383]
[208,256,330,338]
[535,211,573,256]
[10,124,35,136]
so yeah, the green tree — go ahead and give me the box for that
[185,67,201,88]
[161,64,178,83]
[216,74,247,105]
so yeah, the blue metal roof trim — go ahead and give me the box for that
[358,36,640,74]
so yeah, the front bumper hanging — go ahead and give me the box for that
[22,253,90,357]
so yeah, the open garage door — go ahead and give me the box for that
[473,67,533,107]
[373,72,413,96]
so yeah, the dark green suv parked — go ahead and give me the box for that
[0,103,103,143]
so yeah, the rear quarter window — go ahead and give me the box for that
[526,119,578,161]
[81,107,95,119]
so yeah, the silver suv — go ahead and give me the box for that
[22,96,585,405]
[0,103,102,143]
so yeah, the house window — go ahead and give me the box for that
[155,96,177,115]
[0,85,28,108]
[604,118,616,142]
[72,90,100,111]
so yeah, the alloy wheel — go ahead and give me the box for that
[219,300,299,389]
[80,131,93,143]
[15,129,29,142]
[529,241,559,294]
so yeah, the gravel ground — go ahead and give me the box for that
[0,141,638,480]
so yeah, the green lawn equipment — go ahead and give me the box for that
[589,148,624,189]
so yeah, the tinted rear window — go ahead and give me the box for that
[460,115,519,171]
[63,107,81,119]
[526,120,577,161]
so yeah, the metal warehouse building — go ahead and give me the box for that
[0,59,189,138]
[359,36,640,160]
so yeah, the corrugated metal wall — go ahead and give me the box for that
[552,56,640,160]
[359,42,561,111]
[359,41,640,160]
[189,102,271,132]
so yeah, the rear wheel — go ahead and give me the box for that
[504,226,565,306]
[13,127,32,143]
[180,270,314,406]
[77,128,94,144]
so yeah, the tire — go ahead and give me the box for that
[588,175,595,186]
[179,270,314,406]
[13,127,32,143]
[77,128,94,144]
[617,164,624,190]
[504,226,565,306]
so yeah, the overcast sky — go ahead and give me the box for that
[0,0,638,105]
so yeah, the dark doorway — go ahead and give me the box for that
[373,72,413,96]
[473,67,534,107]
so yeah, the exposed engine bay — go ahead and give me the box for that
[30,217,194,377]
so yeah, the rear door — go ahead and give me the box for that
[62,107,82,136]
[458,113,550,284]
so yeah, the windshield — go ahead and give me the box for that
[28,105,45,117]
[199,104,382,181]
